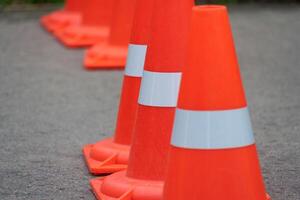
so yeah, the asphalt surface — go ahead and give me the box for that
[0,5,299,200]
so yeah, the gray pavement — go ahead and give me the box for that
[0,5,299,200]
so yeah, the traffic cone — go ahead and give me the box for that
[163,5,271,200]
[40,0,82,33]
[89,0,194,199]
[54,0,115,47]
[83,0,137,69]
[82,0,154,175]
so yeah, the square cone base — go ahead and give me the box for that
[84,43,127,69]
[82,138,129,174]
[54,25,110,48]
[40,11,81,34]
[90,171,163,200]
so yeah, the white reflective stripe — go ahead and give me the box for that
[138,70,182,107]
[171,107,255,149]
[125,44,147,77]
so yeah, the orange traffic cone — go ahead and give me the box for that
[89,0,194,199]
[40,0,82,33]
[54,0,115,47]
[83,0,137,69]
[82,0,154,174]
[163,5,271,200]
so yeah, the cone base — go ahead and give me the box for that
[83,138,129,174]
[40,10,81,33]
[54,25,110,47]
[84,43,127,69]
[90,171,163,200]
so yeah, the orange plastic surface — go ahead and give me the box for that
[40,0,82,33]
[111,0,155,143]
[81,0,114,27]
[82,138,129,174]
[84,42,128,69]
[54,26,109,47]
[53,0,114,47]
[123,0,193,180]
[90,171,163,200]
[40,11,81,33]
[40,10,64,30]
[83,0,137,69]
[129,0,154,44]
[126,105,175,181]
[108,0,136,46]
[178,6,246,111]
[64,0,81,12]
[144,0,194,72]
[163,144,270,200]
[114,76,142,145]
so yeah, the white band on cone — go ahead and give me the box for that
[171,107,255,149]
[125,44,147,77]
[138,70,182,107]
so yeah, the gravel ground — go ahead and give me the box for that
[0,5,299,200]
